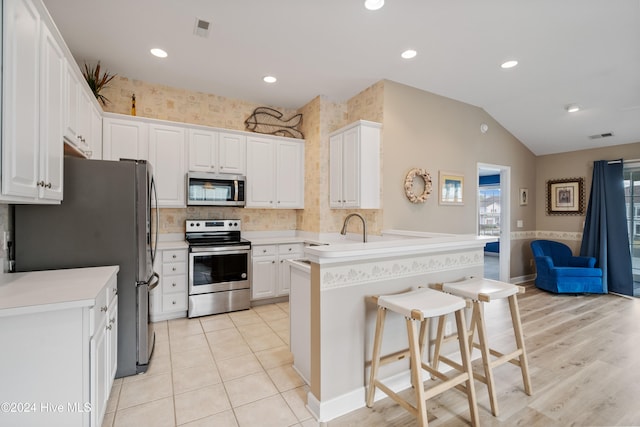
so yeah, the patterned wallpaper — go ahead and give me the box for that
[102,77,384,235]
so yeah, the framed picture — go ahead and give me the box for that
[546,177,585,215]
[439,171,464,205]
[519,188,529,206]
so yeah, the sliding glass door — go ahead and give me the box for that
[623,164,640,295]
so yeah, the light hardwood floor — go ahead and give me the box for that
[328,281,640,427]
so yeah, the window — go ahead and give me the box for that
[478,186,500,236]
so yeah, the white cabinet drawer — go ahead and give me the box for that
[90,286,109,335]
[163,249,187,263]
[162,275,187,293]
[253,245,277,256]
[163,262,186,276]
[162,294,187,312]
[278,243,304,255]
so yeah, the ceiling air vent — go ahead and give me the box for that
[194,18,211,38]
[589,132,614,140]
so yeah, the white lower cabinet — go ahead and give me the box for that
[151,248,188,321]
[0,269,118,427]
[252,243,303,300]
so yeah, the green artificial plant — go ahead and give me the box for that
[82,61,116,106]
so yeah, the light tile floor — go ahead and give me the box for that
[102,302,319,427]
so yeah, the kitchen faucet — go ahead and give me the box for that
[340,213,368,243]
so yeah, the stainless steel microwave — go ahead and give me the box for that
[187,172,246,206]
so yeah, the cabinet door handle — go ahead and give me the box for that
[106,325,112,330]
[172,254,177,259]
[46,182,52,189]
[101,306,108,312]
[288,248,292,251]
[172,282,177,287]
[272,261,275,264]
[172,301,177,305]
[172,267,177,271]
[263,249,267,253]
[37,181,45,187]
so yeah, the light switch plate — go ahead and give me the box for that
[516,220,523,228]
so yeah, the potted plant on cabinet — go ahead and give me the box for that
[82,61,116,106]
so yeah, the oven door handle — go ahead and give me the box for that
[190,245,251,253]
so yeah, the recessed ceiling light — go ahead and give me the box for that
[566,104,581,113]
[263,75,277,83]
[364,0,384,10]
[401,49,417,59]
[500,60,518,69]
[150,48,168,58]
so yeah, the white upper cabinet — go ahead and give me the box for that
[246,136,276,208]
[65,62,103,158]
[218,132,246,175]
[275,140,304,208]
[38,23,65,201]
[89,103,103,159]
[329,120,381,209]
[1,0,64,203]
[188,129,246,175]
[148,123,186,207]
[246,135,304,209]
[188,128,217,172]
[102,115,149,161]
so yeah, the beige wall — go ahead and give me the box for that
[381,80,538,276]
[535,141,640,252]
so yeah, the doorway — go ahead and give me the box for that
[478,163,511,282]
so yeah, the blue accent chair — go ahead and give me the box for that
[530,240,604,294]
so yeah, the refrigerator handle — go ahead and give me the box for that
[148,272,160,291]
[150,174,159,264]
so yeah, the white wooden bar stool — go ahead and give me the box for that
[432,277,533,417]
[366,288,479,427]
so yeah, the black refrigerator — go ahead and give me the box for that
[14,156,159,378]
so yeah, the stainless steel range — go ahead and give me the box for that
[186,219,251,317]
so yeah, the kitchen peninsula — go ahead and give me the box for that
[295,231,494,422]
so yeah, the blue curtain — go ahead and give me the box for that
[580,160,633,294]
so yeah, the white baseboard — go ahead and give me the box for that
[510,274,536,284]
[306,370,413,422]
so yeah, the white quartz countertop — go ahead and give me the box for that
[304,233,497,264]
[0,266,119,317]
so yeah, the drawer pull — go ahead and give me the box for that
[172,283,177,287]
[263,249,267,253]
[106,325,112,331]
[172,254,177,259]
[172,301,177,305]
[172,267,177,271]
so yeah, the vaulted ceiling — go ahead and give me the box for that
[44,0,640,155]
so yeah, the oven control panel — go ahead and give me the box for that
[186,219,241,232]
